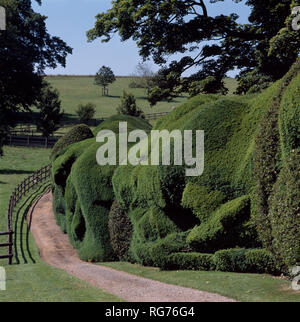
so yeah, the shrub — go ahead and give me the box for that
[182,184,226,222]
[278,73,300,160]
[76,103,96,124]
[117,91,144,118]
[214,248,249,272]
[167,253,215,271]
[244,249,278,274]
[188,76,228,97]
[268,148,300,268]
[51,124,94,159]
[51,115,152,262]
[108,200,133,261]
[187,196,254,252]
[214,248,278,274]
[149,232,189,269]
[253,58,300,250]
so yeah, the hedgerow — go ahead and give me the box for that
[51,60,300,274]
[51,124,94,159]
[268,148,300,269]
[52,115,152,262]
[253,59,300,250]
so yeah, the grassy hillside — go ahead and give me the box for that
[44,76,237,120]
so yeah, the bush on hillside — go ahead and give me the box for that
[117,91,145,118]
[108,201,133,260]
[76,103,96,124]
[51,124,94,159]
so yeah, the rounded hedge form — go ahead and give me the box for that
[51,124,94,159]
[51,62,299,274]
[52,115,153,262]
[269,148,300,269]
[108,200,133,260]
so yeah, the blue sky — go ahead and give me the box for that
[33,0,251,76]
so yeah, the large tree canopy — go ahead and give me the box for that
[0,0,72,154]
[87,0,300,103]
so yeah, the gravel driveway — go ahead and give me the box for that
[27,192,236,302]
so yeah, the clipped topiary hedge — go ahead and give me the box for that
[214,248,278,274]
[51,60,299,275]
[52,115,152,262]
[186,195,256,252]
[167,252,215,271]
[51,124,94,159]
[108,200,133,261]
[268,148,300,269]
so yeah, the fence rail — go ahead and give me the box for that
[4,135,60,148]
[0,164,52,264]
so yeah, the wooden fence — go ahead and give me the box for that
[4,135,60,148]
[0,164,52,264]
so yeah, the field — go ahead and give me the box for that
[44,76,238,120]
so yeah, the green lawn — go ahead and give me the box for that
[0,146,122,302]
[44,76,237,120]
[100,262,300,302]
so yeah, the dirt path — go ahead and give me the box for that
[27,192,236,302]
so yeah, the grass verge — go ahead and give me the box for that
[99,262,300,302]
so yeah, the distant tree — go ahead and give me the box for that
[76,103,96,124]
[130,62,154,90]
[35,84,63,138]
[94,66,116,96]
[117,91,144,118]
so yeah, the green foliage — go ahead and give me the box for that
[182,184,225,222]
[93,114,152,136]
[214,248,278,274]
[108,201,133,261]
[35,83,62,137]
[253,58,300,250]
[51,61,299,275]
[117,91,144,118]
[87,0,299,105]
[94,66,116,96]
[268,148,300,268]
[52,115,152,262]
[51,124,94,159]
[167,253,215,271]
[235,71,273,95]
[187,196,255,252]
[0,0,71,154]
[76,103,96,124]
[279,73,300,159]
[189,77,228,97]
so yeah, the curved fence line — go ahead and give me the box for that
[0,164,51,264]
